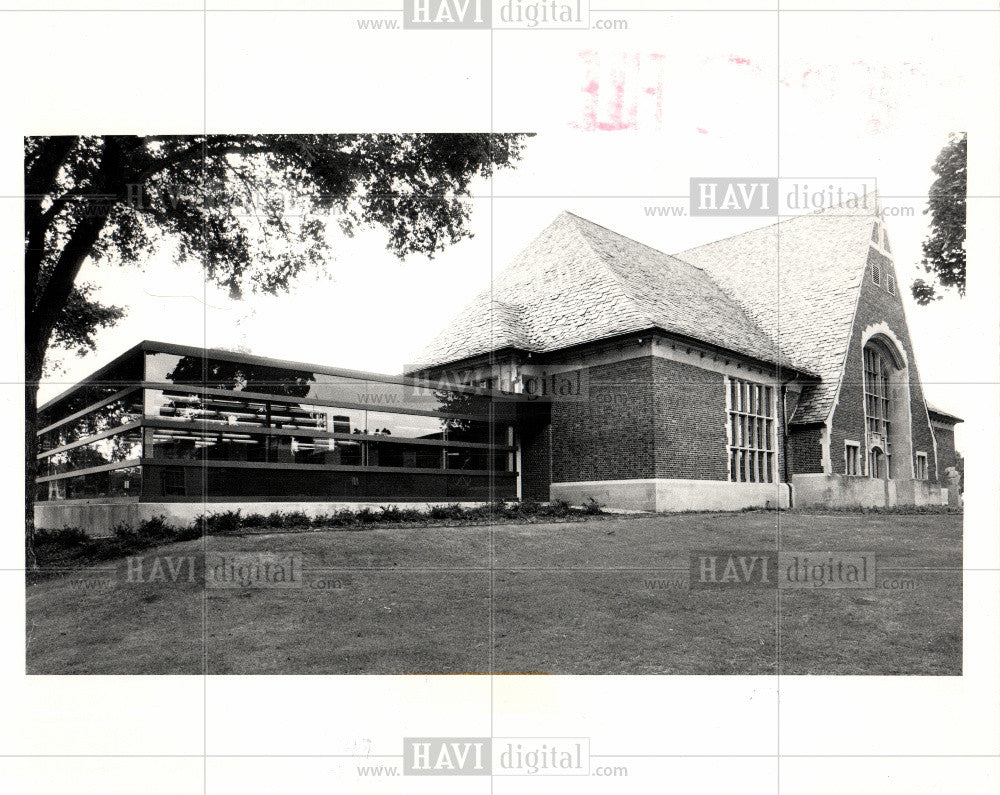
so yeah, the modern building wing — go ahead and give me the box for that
[35,194,965,530]
[35,341,531,531]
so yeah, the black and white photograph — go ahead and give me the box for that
[5,1,999,792]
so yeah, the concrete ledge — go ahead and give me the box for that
[656,479,789,512]
[551,479,789,513]
[792,474,889,509]
[895,479,950,507]
[551,480,657,512]
[35,501,487,538]
[791,474,948,508]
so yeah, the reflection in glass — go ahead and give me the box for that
[366,411,446,440]
[37,465,141,501]
[41,430,142,476]
[38,391,143,452]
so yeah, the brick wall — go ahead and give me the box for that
[829,246,939,481]
[651,357,728,480]
[551,356,657,482]
[519,418,552,500]
[549,353,782,484]
[932,423,959,474]
[787,425,824,474]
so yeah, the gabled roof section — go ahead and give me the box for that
[411,211,797,372]
[927,404,963,424]
[674,194,880,423]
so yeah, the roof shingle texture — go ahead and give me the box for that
[413,199,879,424]
[674,198,877,422]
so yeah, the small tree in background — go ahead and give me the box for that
[911,132,966,305]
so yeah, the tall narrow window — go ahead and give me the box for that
[845,442,861,476]
[869,448,884,479]
[915,452,928,480]
[863,343,894,478]
[727,377,775,483]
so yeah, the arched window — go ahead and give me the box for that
[863,340,897,478]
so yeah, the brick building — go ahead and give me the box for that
[36,194,965,532]
[409,195,962,511]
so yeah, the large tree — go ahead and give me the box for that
[911,132,966,305]
[25,134,530,564]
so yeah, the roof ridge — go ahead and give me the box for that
[564,211,793,368]
[562,211,675,258]
[562,212,706,337]
[673,189,881,259]
[559,211,657,321]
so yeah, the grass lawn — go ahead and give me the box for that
[25,511,962,675]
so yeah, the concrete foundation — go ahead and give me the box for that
[791,474,948,509]
[35,500,488,538]
[551,479,790,513]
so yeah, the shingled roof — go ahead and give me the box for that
[412,197,882,425]
[412,212,799,370]
[674,195,879,423]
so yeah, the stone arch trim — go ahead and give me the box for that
[860,322,908,369]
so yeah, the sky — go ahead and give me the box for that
[38,10,995,455]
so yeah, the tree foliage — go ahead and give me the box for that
[23,133,531,564]
[26,134,530,368]
[911,132,966,304]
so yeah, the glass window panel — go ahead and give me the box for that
[39,352,143,430]
[367,411,448,441]
[144,352,497,420]
[38,383,135,430]
[369,441,443,469]
[268,400,337,432]
[147,428,205,461]
[38,391,143,452]
[145,390,373,436]
[147,428,369,468]
[727,378,776,482]
[38,465,141,502]
[446,419,513,447]
[333,438,363,466]
[444,448,510,472]
[145,351,319,396]
[41,430,142,476]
